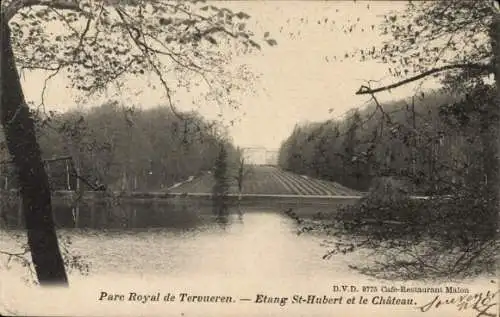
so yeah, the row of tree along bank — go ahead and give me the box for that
[277,86,494,196]
[281,85,498,279]
[0,100,241,193]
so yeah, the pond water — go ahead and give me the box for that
[0,202,496,317]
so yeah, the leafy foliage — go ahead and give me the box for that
[280,1,499,280]
[280,87,497,280]
[351,1,495,85]
[0,228,90,285]
[212,141,230,218]
[5,0,276,112]
[212,142,230,196]
[285,177,497,280]
[1,0,277,286]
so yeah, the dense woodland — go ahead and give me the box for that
[281,83,498,279]
[0,101,241,192]
[278,84,494,195]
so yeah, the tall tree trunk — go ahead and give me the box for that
[487,14,500,201]
[495,15,500,194]
[1,19,68,285]
[477,12,500,236]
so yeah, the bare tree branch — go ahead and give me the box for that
[356,63,494,95]
[72,13,93,58]
[369,91,393,125]
[0,155,72,165]
[114,7,186,120]
[19,63,63,71]
[38,64,65,111]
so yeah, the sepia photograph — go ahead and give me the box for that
[0,0,498,316]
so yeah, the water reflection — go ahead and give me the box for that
[212,196,230,228]
[1,198,495,317]
[0,199,256,230]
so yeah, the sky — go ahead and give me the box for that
[21,1,439,150]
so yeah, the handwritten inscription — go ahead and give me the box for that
[418,290,498,317]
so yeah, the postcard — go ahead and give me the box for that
[0,0,498,316]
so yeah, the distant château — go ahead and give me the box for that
[242,147,279,165]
